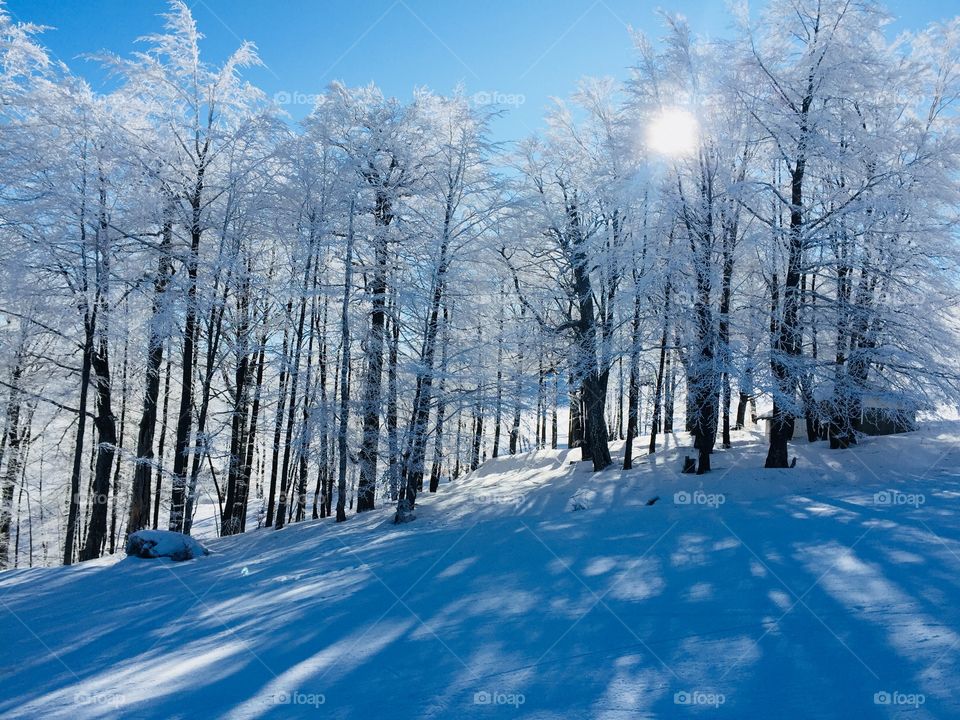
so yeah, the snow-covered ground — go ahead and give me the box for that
[3,426,960,718]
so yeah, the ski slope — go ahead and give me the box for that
[3,426,960,719]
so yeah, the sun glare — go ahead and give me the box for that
[646,108,699,157]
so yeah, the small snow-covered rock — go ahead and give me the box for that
[568,488,596,512]
[125,530,209,561]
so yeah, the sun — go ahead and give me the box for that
[646,108,699,157]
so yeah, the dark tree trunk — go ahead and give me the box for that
[616,357,625,441]
[492,308,504,458]
[649,298,670,456]
[153,348,172,529]
[663,346,675,434]
[314,300,329,520]
[239,340,266,532]
[735,388,750,430]
[551,371,558,449]
[387,293,400,499]
[357,193,392,513]
[81,343,117,561]
[336,203,355,522]
[169,173,205,533]
[766,85,812,468]
[429,305,450,493]
[183,276,228,535]
[572,243,611,471]
[453,414,463,479]
[719,248,733,450]
[266,303,292,527]
[0,363,23,569]
[567,373,581,451]
[64,315,94,566]
[128,210,171,536]
[295,256,323,524]
[396,217,450,521]
[222,277,253,537]
[110,331,129,553]
[735,363,754,431]
[624,282,643,470]
[276,236,316,530]
[470,401,483,471]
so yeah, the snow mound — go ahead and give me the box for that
[568,487,596,511]
[125,530,209,561]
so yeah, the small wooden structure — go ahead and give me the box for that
[855,396,916,436]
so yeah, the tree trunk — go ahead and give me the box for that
[314,300,329,520]
[492,308,504,459]
[153,347,173,529]
[81,341,117,562]
[624,281,643,470]
[222,273,253,536]
[64,315,94,566]
[128,208,171,535]
[571,221,611,471]
[567,372,581,451]
[266,303,292,527]
[0,363,23,569]
[395,214,450,521]
[428,305,450,493]
[766,81,812,468]
[335,207,355,523]
[386,292,400,499]
[470,389,483,471]
[551,371,558,449]
[169,173,205,533]
[110,330,129,553]
[275,236,316,530]
[356,193,392,513]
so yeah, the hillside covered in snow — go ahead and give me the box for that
[3,426,960,719]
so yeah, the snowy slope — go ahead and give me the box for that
[3,427,960,719]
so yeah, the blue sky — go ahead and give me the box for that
[6,0,958,142]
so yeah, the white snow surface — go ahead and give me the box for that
[3,426,960,718]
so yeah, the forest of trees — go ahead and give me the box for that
[0,0,958,568]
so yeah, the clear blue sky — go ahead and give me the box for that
[6,0,958,142]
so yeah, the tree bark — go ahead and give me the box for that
[80,341,117,561]
[356,192,392,513]
[169,167,205,533]
[0,362,23,569]
[128,205,172,536]
[336,203,355,522]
